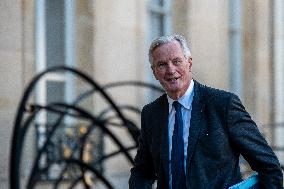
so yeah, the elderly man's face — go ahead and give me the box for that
[152,40,192,100]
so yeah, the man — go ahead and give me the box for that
[129,34,283,189]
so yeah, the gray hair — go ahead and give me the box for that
[148,34,191,66]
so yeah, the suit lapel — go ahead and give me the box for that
[186,81,206,171]
[159,95,170,187]
[158,83,207,187]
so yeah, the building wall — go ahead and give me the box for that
[0,0,30,188]
[187,0,230,90]
[252,0,272,126]
[242,0,274,125]
[272,0,284,165]
[93,1,147,187]
[0,0,283,188]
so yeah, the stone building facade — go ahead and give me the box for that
[0,0,283,188]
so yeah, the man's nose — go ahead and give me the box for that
[166,62,175,74]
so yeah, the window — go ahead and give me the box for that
[148,0,172,41]
[147,0,172,100]
[35,0,77,180]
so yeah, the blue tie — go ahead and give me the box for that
[171,101,186,189]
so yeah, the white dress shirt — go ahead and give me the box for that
[167,79,194,188]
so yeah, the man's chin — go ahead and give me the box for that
[160,81,181,91]
[165,86,180,94]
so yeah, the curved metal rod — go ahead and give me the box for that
[24,103,86,188]
[30,104,85,119]
[98,105,141,144]
[102,81,164,92]
[97,104,142,145]
[51,163,90,189]
[68,176,85,189]
[22,103,135,188]
[76,123,103,186]
[71,82,157,145]
[98,105,141,119]
[10,66,138,189]
[94,145,137,165]
[11,106,63,188]
[50,102,135,164]
[73,81,164,105]
[25,102,135,188]
[30,104,141,140]
[44,159,113,189]
[77,114,138,167]
[27,107,67,188]
[76,115,138,182]
[39,118,131,188]
[52,125,95,189]
[65,158,114,189]
[10,103,74,188]
[103,117,137,128]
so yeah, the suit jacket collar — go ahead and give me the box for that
[158,80,206,187]
[159,94,170,188]
[185,80,206,172]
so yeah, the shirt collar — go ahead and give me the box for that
[167,79,195,112]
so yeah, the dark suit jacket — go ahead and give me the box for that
[129,81,283,189]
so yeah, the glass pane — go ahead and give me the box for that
[152,0,164,6]
[150,12,164,40]
[46,81,65,124]
[45,0,65,68]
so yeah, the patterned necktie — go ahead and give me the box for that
[171,101,186,189]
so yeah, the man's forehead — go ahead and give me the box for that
[153,41,183,59]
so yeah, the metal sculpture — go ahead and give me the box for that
[10,66,163,189]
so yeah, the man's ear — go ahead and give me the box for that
[151,66,158,80]
[188,57,193,71]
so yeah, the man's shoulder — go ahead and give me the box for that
[142,93,167,112]
[195,81,238,104]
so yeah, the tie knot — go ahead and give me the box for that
[173,101,181,110]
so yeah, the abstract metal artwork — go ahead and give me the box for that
[10,66,163,189]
